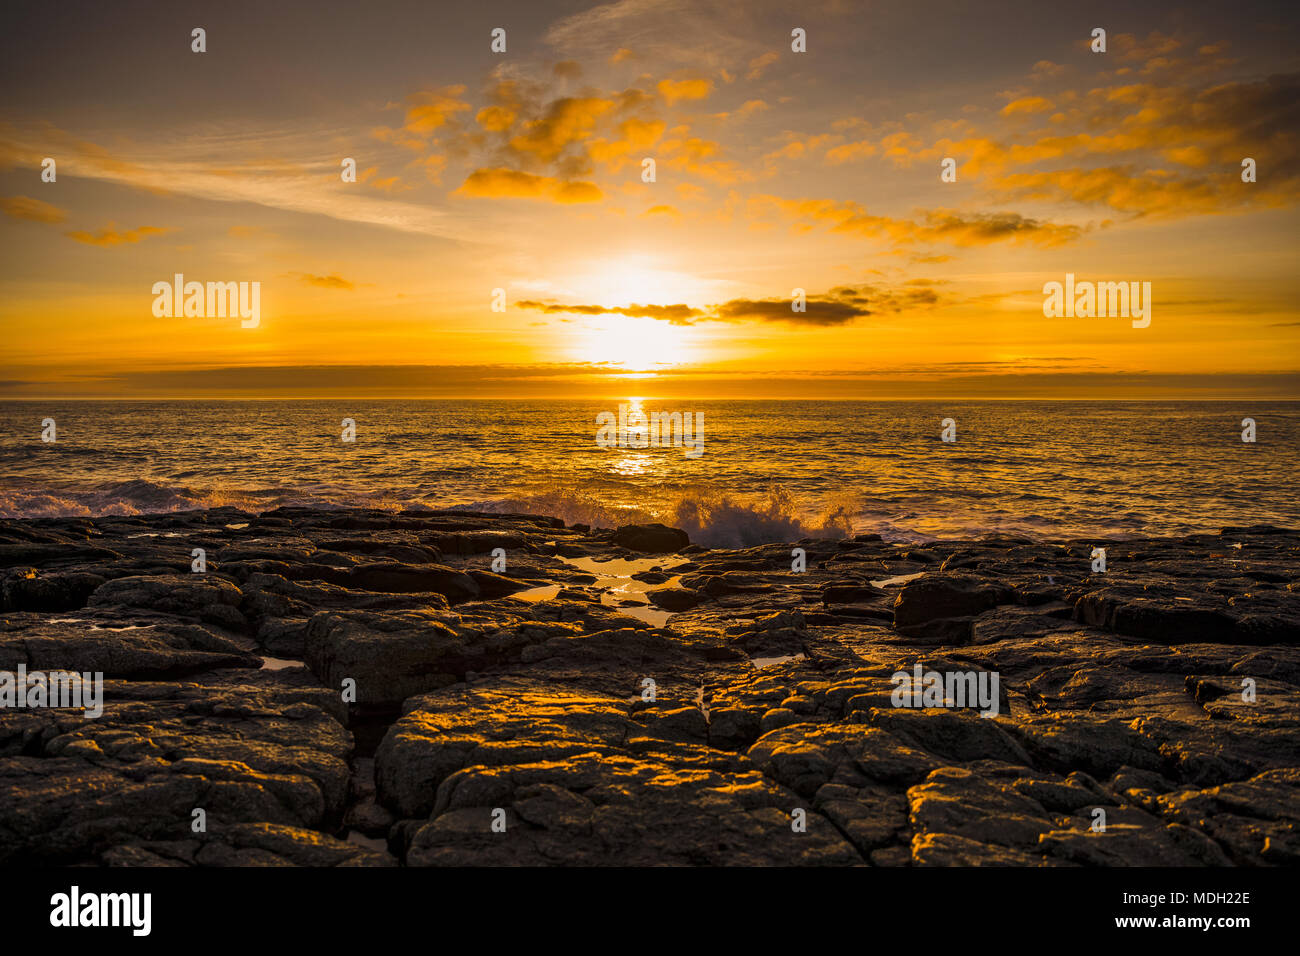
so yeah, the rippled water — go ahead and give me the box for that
[2,400,1296,545]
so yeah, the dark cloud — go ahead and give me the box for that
[516,300,704,322]
[517,283,944,327]
[711,296,867,326]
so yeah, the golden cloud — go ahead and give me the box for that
[1001,96,1054,115]
[476,106,516,132]
[455,167,602,203]
[751,194,1083,248]
[657,77,713,105]
[0,195,66,223]
[64,224,171,246]
[642,204,681,219]
[746,52,780,81]
[508,96,615,165]
[402,86,471,134]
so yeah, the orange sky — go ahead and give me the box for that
[1,0,1298,398]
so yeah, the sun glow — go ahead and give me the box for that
[579,257,712,306]
[578,314,692,369]
[566,258,709,369]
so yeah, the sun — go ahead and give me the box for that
[578,314,692,370]
[569,257,701,369]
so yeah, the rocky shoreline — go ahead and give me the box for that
[1,507,1297,866]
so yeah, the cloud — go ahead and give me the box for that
[746,51,779,80]
[712,296,867,326]
[288,272,355,290]
[751,194,1084,248]
[64,224,171,246]
[476,106,516,132]
[659,131,746,183]
[228,225,274,239]
[1001,96,1054,115]
[508,96,616,165]
[411,154,448,184]
[518,300,705,323]
[912,209,1082,246]
[879,69,1300,221]
[518,283,942,327]
[0,195,66,223]
[619,117,666,148]
[400,86,471,134]
[1108,30,1184,62]
[0,123,480,242]
[657,77,713,105]
[543,0,754,71]
[642,204,681,219]
[984,73,1300,217]
[456,167,603,203]
[824,140,877,164]
[587,117,667,169]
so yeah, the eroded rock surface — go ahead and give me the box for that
[1,509,1297,866]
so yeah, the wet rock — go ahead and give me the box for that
[303,610,490,707]
[0,617,260,678]
[1075,588,1238,643]
[88,574,243,618]
[610,523,690,554]
[103,823,396,867]
[1038,806,1232,866]
[893,575,1013,629]
[0,679,353,865]
[2,569,106,612]
[342,563,480,601]
[646,587,705,611]
[823,583,885,605]
[2,508,1296,867]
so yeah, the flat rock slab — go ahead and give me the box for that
[0,508,1296,866]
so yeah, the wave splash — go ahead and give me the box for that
[456,485,851,548]
[664,487,852,548]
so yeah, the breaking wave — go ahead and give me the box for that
[454,485,852,547]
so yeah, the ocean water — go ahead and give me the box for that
[1,400,1296,546]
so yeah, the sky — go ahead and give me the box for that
[1,0,1298,399]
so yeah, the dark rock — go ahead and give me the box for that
[2,569,106,612]
[893,575,1013,628]
[2,507,1296,868]
[646,587,705,611]
[610,523,690,554]
[343,563,480,601]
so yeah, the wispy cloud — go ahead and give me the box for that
[0,195,66,223]
[288,272,356,290]
[0,123,482,242]
[65,224,171,246]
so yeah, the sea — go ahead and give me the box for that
[2,400,1296,547]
